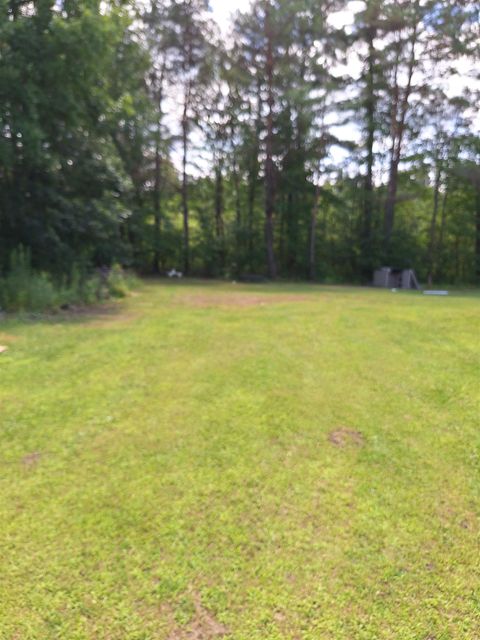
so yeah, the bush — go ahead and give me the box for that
[105,264,130,298]
[0,249,138,313]
[0,248,58,312]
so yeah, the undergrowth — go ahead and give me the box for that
[0,248,138,312]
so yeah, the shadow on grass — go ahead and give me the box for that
[0,299,130,330]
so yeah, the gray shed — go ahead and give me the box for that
[373,267,420,290]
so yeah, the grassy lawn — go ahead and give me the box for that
[1,280,479,639]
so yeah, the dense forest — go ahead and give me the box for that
[1,0,479,286]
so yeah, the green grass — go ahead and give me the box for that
[1,280,479,639]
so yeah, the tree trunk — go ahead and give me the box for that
[384,155,399,246]
[152,134,163,274]
[362,23,376,273]
[427,161,441,286]
[231,132,242,265]
[279,196,286,268]
[309,184,320,280]
[151,65,166,274]
[383,11,418,254]
[264,1,277,279]
[214,163,225,271]
[455,236,460,281]
[475,184,480,283]
[286,191,295,272]
[246,83,262,269]
[246,165,257,268]
[181,92,190,275]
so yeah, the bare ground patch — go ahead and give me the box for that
[167,593,229,640]
[56,303,139,328]
[0,332,19,343]
[60,302,121,318]
[328,427,364,448]
[177,293,312,309]
[85,312,139,328]
[0,332,20,353]
[21,451,42,468]
[437,497,479,533]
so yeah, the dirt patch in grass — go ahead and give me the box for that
[328,427,364,448]
[86,312,138,329]
[178,293,312,309]
[167,593,229,639]
[0,332,19,343]
[22,452,42,467]
[61,303,120,317]
[437,498,479,533]
[56,303,138,328]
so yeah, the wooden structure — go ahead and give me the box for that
[373,267,420,290]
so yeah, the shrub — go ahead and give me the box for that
[0,249,138,313]
[0,248,58,312]
[105,264,139,299]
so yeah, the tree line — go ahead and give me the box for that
[1,0,479,284]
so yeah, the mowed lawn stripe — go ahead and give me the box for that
[0,281,479,639]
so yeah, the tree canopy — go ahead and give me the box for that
[1,0,479,284]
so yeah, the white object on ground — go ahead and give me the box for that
[423,290,449,296]
[0,345,8,354]
[167,269,183,278]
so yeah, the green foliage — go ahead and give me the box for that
[0,247,58,312]
[0,0,149,275]
[0,0,478,287]
[105,264,140,299]
[0,248,137,312]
